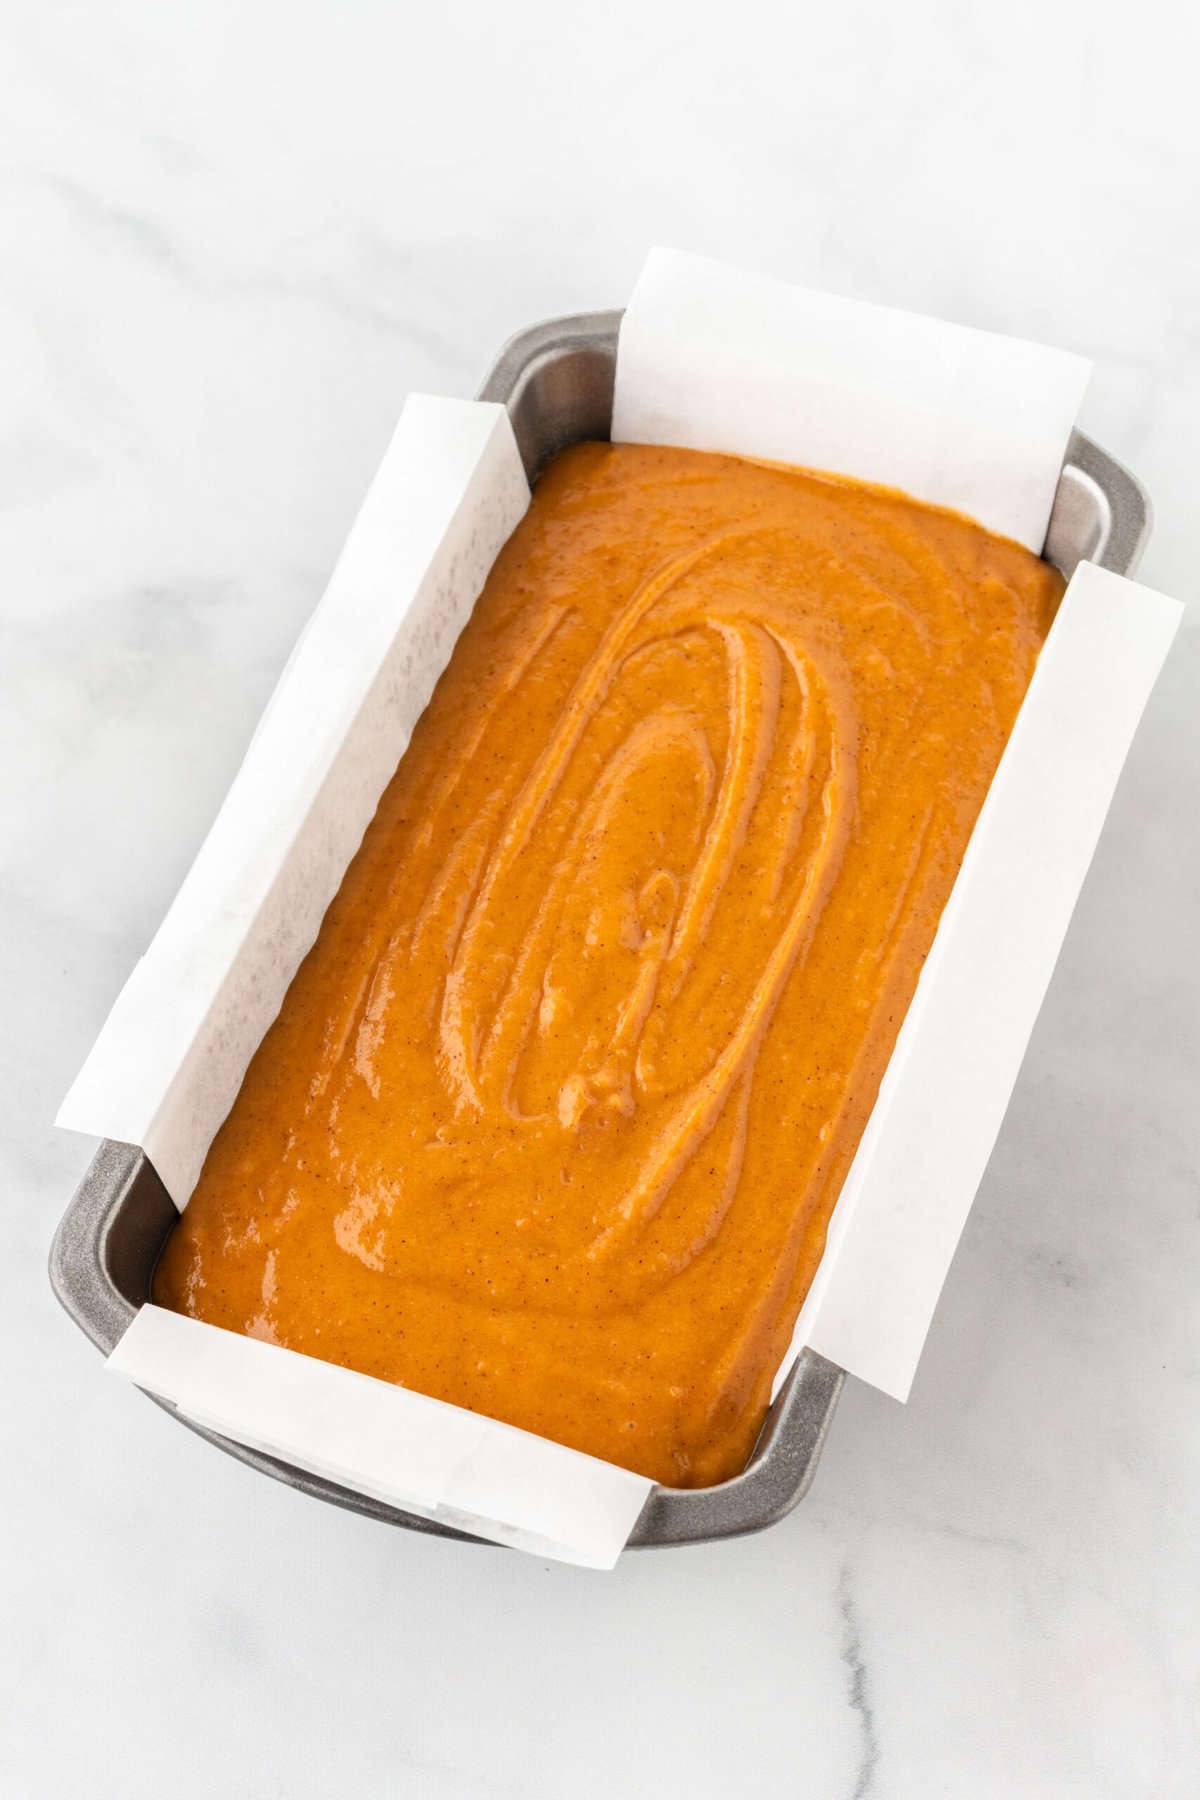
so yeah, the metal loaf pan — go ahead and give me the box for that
[49,311,1152,1550]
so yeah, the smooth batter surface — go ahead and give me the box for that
[154,443,1063,1486]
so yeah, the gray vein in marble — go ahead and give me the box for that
[26,171,472,368]
[838,1563,880,1800]
[243,265,468,362]
[38,171,195,280]
[818,1498,1163,1634]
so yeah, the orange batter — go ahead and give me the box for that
[154,442,1063,1486]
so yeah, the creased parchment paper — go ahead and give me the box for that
[59,249,1181,1562]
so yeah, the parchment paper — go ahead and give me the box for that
[612,248,1093,551]
[109,1308,651,1567]
[60,395,530,1207]
[59,250,1182,1561]
[782,560,1182,1399]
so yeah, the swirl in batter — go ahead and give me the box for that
[154,443,1063,1485]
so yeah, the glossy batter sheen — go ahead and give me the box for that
[154,442,1063,1486]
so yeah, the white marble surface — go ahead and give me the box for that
[3,2,1198,1795]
